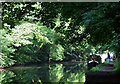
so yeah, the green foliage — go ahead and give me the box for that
[90,64,102,71]
[0,70,15,83]
[49,62,87,82]
[103,61,108,64]
[2,2,37,28]
[49,64,64,82]
[0,53,15,67]
[0,63,86,83]
[2,22,68,64]
[113,58,120,71]
[63,46,84,61]
[103,59,113,64]
[2,2,120,46]
[2,2,120,69]
[7,65,49,83]
[2,20,85,66]
[0,29,15,67]
[8,22,52,64]
[50,44,65,61]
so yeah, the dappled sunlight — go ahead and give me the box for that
[1,2,120,84]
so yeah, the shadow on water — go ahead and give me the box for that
[0,62,88,84]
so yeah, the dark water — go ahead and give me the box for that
[0,62,87,84]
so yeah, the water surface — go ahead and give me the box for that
[0,62,87,84]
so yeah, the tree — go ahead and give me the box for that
[2,2,120,70]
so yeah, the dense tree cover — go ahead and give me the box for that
[2,2,119,50]
[1,21,87,66]
[1,22,57,65]
[41,2,120,70]
[1,2,120,70]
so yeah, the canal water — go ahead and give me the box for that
[0,62,87,84]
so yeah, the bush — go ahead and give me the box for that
[1,22,67,65]
[0,29,15,67]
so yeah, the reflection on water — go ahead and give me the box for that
[0,69,15,83]
[0,62,87,84]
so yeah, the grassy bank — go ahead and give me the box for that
[90,60,114,71]
[90,64,102,71]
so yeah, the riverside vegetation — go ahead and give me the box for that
[0,2,120,72]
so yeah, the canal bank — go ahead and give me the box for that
[85,63,120,84]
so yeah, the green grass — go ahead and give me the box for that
[90,64,102,71]
[103,59,113,64]
[103,61,108,64]
[90,60,116,71]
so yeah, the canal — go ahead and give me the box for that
[0,62,87,84]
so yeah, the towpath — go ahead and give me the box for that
[85,62,120,84]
